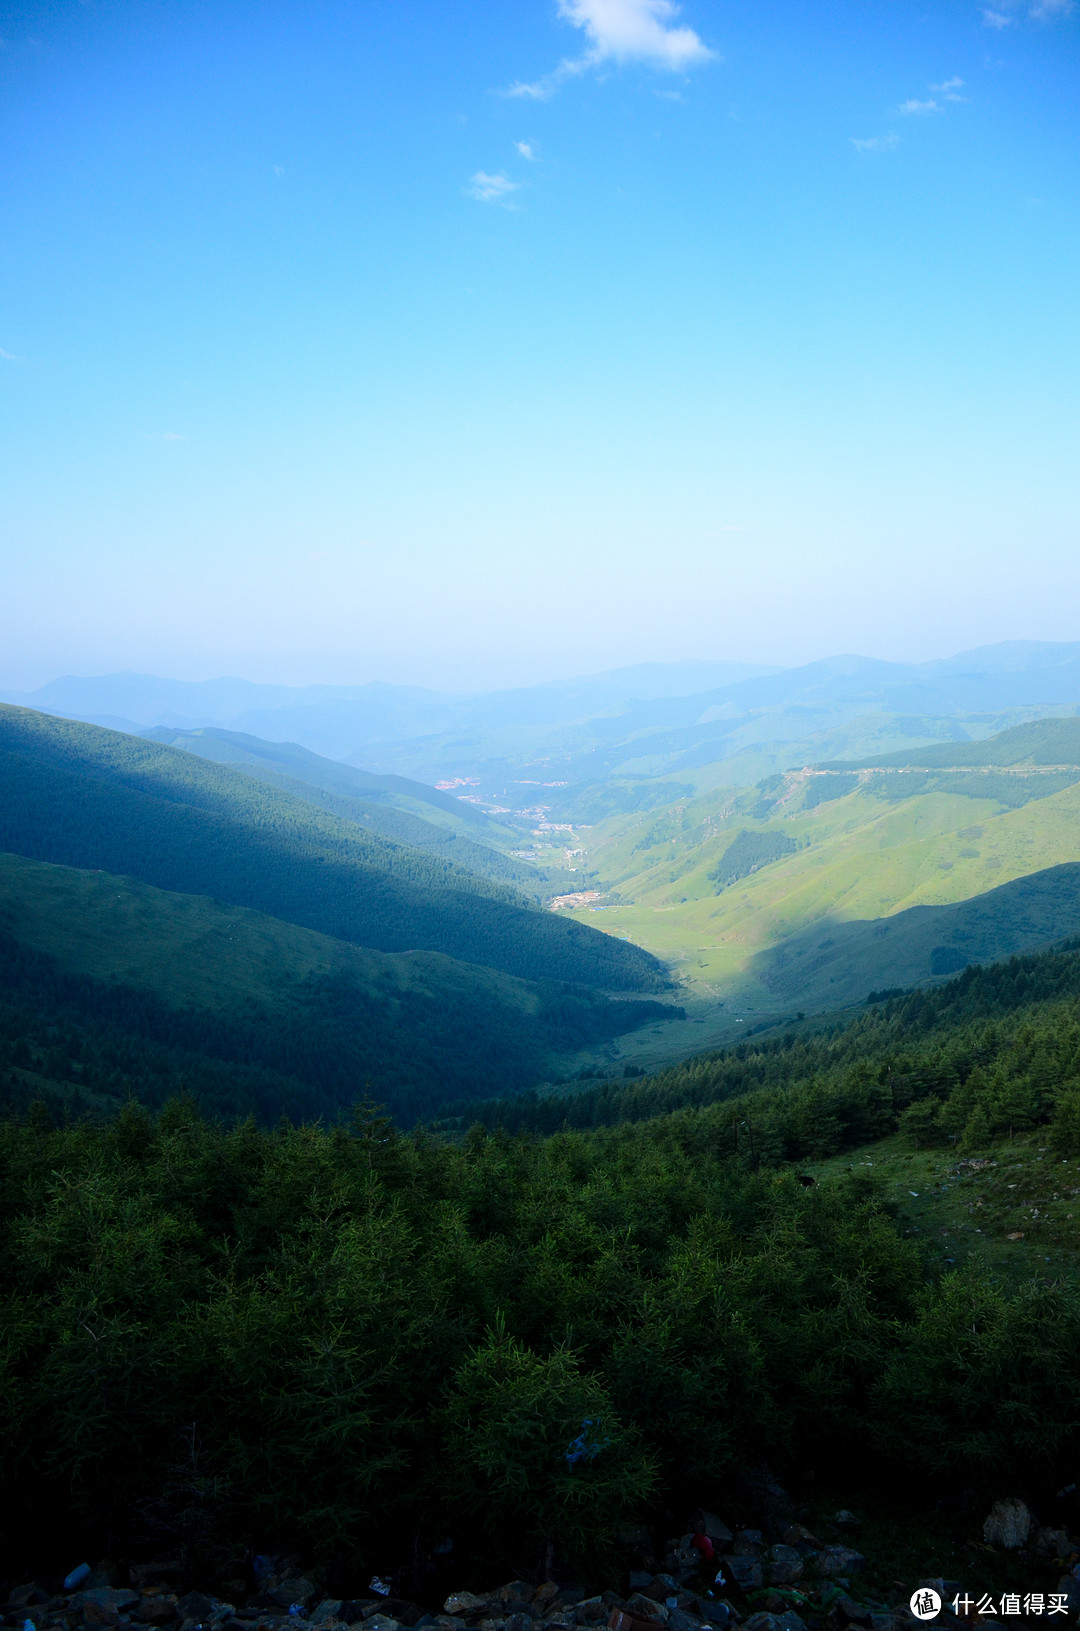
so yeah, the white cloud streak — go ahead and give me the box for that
[467,170,520,204]
[982,0,1072,21]
[895,76,966,119]
[515,141,538,160]
[856,75,964,154]
[506,0,714,99]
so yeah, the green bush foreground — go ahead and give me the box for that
[2,1076,1078,1581]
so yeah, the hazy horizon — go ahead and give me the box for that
[8,635,1080,704]
[7,625,1080,698]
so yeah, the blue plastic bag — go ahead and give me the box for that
[564,1417,611,1467]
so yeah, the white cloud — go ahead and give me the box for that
[507,76,557,99]
[559,0,713,68]
[895,77,966,118]
[515,141,538,160]
[467,170,520,204]
[0,346,25,361]
[162,431,185,441]
[506,0,714,98]
[851,132,899,151]
[982,0,1072,20]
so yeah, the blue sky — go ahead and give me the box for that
[1,0,1078,690]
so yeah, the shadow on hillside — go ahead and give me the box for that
[749,860,1080,1010]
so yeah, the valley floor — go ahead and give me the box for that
[542,774,1080,1073]
[544,992,811,1086]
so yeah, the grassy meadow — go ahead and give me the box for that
[553,777,1080,1011]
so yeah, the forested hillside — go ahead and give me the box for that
[141,726,514,836]
[451,937,1080,1138]
[177,757,544,893]
[3,941,1080,1584]
[0,707,665,991]
[0,853,674,1124]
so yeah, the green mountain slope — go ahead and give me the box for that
[444,941,1080,1306]
[546,717,1080,1012]
[237,767,545,891]
[452,935,1080,1133]
[756,861,1080,1006]
[0,851,674,1123]
[140,724,510,833]
[0,706,667,991]
[826,716,1080,770]
[141,727,542,893]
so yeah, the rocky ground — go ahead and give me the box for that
[5,1499,1079,1631]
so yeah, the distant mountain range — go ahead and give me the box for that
[0,660,777,756]
[7,643,1080,817]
